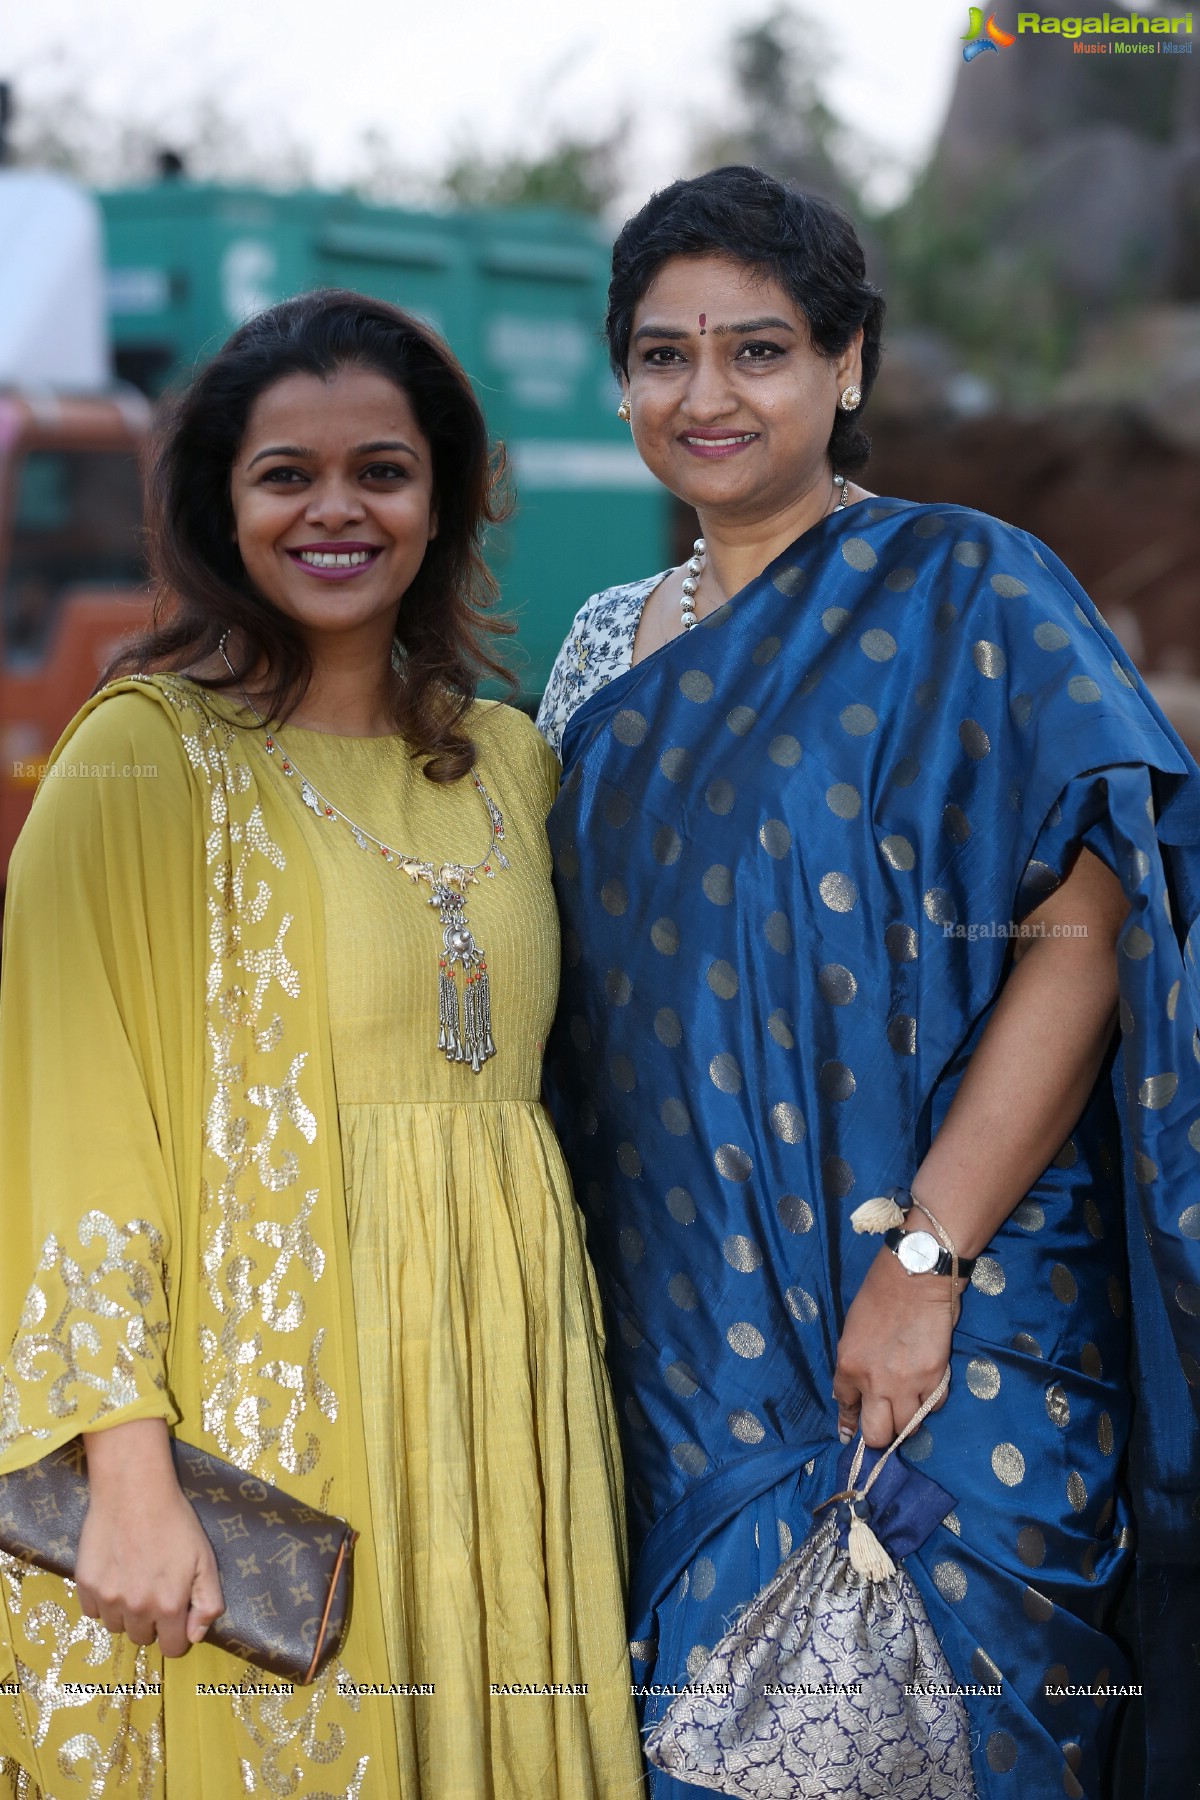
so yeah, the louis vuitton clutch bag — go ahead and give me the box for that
[0,1436,356,1685]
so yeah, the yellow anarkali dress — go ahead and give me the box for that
[0,675,644,1798]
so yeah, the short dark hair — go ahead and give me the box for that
[104,289,513,782]
[606,166,885,474]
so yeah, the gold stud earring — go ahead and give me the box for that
[838,384,862,412]
[617,397,631,423]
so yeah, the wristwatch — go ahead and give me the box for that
[883,1226,976,1279]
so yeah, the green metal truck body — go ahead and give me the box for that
[99,184,668,695]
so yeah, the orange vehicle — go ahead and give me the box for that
[0,390,152,880]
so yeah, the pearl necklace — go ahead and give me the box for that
[680,473,850,631]
[219,642,505,1073]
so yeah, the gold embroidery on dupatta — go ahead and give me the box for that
[253,1193,326,1336]
[233,1663,368,1798]
[0,683,367,1793]
[248,1057,319,1195]
[0,1557,164,1796]
[0,1216,169,1451]
[158,682,339,1479]
[0,1755,41,1797]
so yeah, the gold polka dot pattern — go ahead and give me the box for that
[817,964,858,1004]
[777,1195,813,1234]
[973,641,1007,679]
[702,864,733,905]
[819,872,858,913]
[1023,1586,1054,1622]
[933,1560,968,1602]
[769,1102,806,1144]
[706,960,739,1000]
[722,1235,762,1274]
[840,704,878,737]
[714,1144,753,1183]
[972,1256,1006,1296]
[841,537,878,571]
[966,1356,1001,1400]
[1051,1264,1078,1305]
[992,1443,1025,1486]
[881,835,916,871]
[986,1730,1018,1772]
[726,1322,765,1359]
[728,1409,765,1443]
[826,783,862,818]
[679,670,714,704]
[785,1286,819,1324]
[860,628,896,662]
[767,733,802,767]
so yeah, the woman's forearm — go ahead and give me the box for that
[910,933,1119,1259]
[78,1416,225,1653]
[83,1417,176,1493]
[835,849,1129,1444]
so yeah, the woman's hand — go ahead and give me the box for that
[832,1249,962,1448]
[77,1420,225,1658]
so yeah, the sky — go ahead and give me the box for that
[8,0,982,209]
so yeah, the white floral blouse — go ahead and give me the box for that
[535,572,669,760]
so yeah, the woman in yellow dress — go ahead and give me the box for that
[0,291,644,1797]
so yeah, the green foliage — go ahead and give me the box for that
[435,129,624,217]
[5,55,314,189]
[694,6,856,205]
[7,47,618,217]
[871,169,1087,404]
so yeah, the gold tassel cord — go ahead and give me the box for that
[847,1505,896,1580]
[824,1368,953,1584]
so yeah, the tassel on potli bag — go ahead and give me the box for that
[643,1370,979,1800]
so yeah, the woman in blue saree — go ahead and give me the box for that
[537,167,1200,1800]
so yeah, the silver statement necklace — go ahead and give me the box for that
[219,642,505,1073]
[680,472,850,631]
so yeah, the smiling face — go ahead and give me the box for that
[624,253,863,526]
[230,364,437,653]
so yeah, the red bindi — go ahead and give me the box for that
[699,313,707,335]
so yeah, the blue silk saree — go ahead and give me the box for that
[543,500,1200,1800]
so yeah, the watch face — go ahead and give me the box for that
[899,1230,940,1274]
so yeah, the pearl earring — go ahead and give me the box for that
[617,397,631,422]
[838,384,862,412]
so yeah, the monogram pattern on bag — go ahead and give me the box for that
[0,1438,353,1690]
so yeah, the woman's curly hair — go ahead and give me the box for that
[103,288,513,781]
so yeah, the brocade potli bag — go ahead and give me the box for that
[644,1371,979,1800]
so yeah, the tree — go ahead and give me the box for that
[2,52,313,189]
[350,118,625,217]
[692,7,863,213]
[435,128,624,216]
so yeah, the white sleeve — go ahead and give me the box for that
[534,573,664,761]
[535,592,601,762]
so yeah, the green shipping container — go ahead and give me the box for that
[99,184,670,697]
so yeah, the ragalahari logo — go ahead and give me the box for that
[962,7,1017,59]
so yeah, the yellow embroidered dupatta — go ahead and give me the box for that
[0,676,398,1797]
